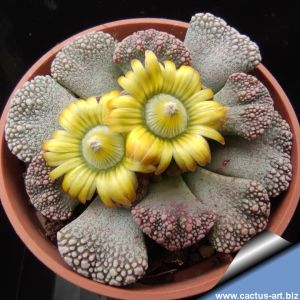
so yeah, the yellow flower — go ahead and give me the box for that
[43,94,154,207]
[104,51,227,174]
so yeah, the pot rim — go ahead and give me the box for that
[0,18,300,300]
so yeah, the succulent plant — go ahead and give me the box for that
[51,31,121,98]
[132,176,216,251]
[4,12,293,287]
[205,111,292,198]
[113,29,192,72]
[184,13,261,92]
[57,198,148,286]
[183,168,270,253]
[25,152,78,220]
[216,73,274,140]
[5,76,75,162]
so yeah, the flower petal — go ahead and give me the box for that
[62,164,86,194]
[107,94,142,110]
[51,130,79,144]
[185,89,214,110]
[124,157,156,173]
[58,107,87,137]
[114,166,138,203]
[190,106,228,125]
[98,90,121,124]
[132,130,156,162]
[189,100,224,119]
[67,100,95,129]
[172,139,197,172]
[109,108,142,119]
[43,151,81,167]
[144,50,163,93]
[106,100,143,133]
[107,119,142,133]
[80,97,99,126]
[96,174,116,208]
[87,174,98,201]
[130,59,153,98]
[155,141,173,175]
[161,60,177,93]
[67,167,91,201]
[188,125,225,144]
[126,126,147,157]
[43,139,80,153]
[141,137,164,165]
[78,170,97,203]
[118,71,146,101]
[171,65,201,101]
[49,158,83,180]
[105,170,132,206]
[179,134,211,165]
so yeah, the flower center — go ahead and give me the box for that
[145,93,188,139]
[82,126,124,170]
[163,101,178,116]
[86,136,102,152]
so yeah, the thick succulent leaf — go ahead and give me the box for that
[25,152,78,220]
[113,29,192,72]
[57,198,148,286]
[51,31,121,98]
[223,104,274,140]
[184,167,270,253]
[5,75,75,162]
[215,73,273,107]
[184,13,261,92]
[206,111,292,198]
[131,176,215,251]
[260,110,293,154]
[215,73,274,140]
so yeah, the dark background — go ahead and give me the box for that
[1,1,299,299]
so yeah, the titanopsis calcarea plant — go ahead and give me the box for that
[5,13,293,287]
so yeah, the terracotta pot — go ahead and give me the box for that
[0,18,300,300]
